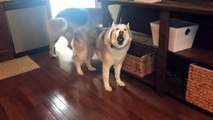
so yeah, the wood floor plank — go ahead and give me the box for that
[64,80,130,120]
[19,78,65,120]
[65,87,119,120]
[0,96,23,120]
[27,69,82,120]
[71,78,171,120]
[43,98,69,120]
[0,93,41,120]
[35,104,57,120]
[35,70,108,120]
[13,91,42,120]
[123,76,212,120]
[47,92,81,120]
[0,104,8,120]
[62,71,172,120]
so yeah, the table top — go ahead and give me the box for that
[98,0,213,15]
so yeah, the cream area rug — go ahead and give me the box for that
[0,56,40,80]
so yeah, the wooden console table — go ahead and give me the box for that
[98,0,213,96]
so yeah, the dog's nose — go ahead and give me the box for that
[117,30,124,45]
[117,36,124,45]
[119,31,124,35]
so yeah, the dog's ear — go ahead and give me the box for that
[111,21,116,28]
[106,21,116,41]
[127,22,130,29]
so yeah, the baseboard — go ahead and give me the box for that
[14,46,49,57]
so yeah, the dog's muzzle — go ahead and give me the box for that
[117,31,124,45]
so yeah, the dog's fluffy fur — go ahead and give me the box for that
[48,8,132,91]
[72,22,132,91]
[47,8,102,57]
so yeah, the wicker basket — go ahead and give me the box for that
[186,63,213,113]
[122,41,156,78]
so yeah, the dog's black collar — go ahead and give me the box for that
[110,43,116,49]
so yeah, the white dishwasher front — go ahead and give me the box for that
[4,1,49,54]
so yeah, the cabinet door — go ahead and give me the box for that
[0,11,14,61]
[0,14,10,50]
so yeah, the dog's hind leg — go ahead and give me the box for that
[49,37,59,58]
[64,32,73,49]
[72,48,87,76]
[48,18,69,58]
[74,58,84,76]
[85,50,96,71]
[114,63,126,87]
[73,55,84,75]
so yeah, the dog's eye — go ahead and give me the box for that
[115,28,119,30]
[124,28,127,31]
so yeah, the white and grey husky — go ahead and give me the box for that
[72,22,132,91]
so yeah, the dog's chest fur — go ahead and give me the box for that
[106,48,129,64]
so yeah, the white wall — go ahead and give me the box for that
[49,0,96,18]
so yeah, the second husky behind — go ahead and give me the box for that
[47,8,103,57]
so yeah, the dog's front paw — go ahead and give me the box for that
[50,54,57,58]
[117,80,126,87]
[104,85,112,92]
[77,70,84,76]
[49,49,57,58]
[88,67,96,71]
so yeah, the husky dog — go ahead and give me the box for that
[47,8,103,57]
[72,22,132,91]
[96,22,132,91]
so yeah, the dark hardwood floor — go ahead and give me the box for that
[0,39,212,120]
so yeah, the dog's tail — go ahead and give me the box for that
[47,18,69,46]
[47,18,68,33]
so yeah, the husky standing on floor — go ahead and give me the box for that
[47,8,103,58]
[72,22,132,91]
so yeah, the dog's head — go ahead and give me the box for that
[107,22,132,49]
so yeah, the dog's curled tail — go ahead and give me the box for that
[47,18,69,35]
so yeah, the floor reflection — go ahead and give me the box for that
[55,37,73,72]
[53,95,68,110]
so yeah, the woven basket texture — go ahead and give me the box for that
[186,64,213,113]
[122,53,155,78]
[122,40,156,78]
